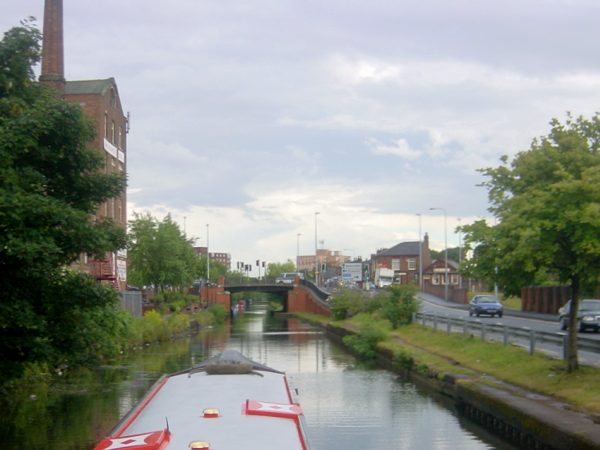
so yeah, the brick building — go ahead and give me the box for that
[40,0,128,289]
[297,249,351,282]
[369,234,432,285]
[194,247,231,270]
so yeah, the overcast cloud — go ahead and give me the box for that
[3,0,600,273]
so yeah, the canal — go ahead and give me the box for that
[0,304,516,449]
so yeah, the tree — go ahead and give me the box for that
[127,213,200,291]
[463,113,600,371]
[0,23,128,378]
[265,260,296,282]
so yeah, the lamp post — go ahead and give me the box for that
[417,213,423,291]
[458,218,462,289]
[296,233,301,272]
[429,207,448,302]
[206,224,210,283]
[314,212,320,287]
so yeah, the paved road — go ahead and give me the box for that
[418,292,600,366]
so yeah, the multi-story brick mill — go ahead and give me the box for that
[40,0,129,289]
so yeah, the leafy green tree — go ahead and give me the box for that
[430,246,461,263]
[0,23,127,378]
[128,213,200,291]
[463,114,600,371]
[265,260,296,281]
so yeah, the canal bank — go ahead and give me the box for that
[309,318,600,450]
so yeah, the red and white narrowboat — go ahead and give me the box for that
[94,350,310,450]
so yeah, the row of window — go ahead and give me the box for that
[104,113,124,149]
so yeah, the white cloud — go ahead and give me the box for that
[366,137,422,161]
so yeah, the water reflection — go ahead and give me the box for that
[0,305,515,450]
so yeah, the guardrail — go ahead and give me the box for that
[414,312,600,359]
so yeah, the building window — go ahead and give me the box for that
[407,258,416,270]
[118,126,123,148]
[432,274,440,285]
[104,113,109,138]
[391,259,400,271]
[111,120,115,143]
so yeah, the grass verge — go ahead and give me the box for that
[394,325,600,413]
[296,312,600,414]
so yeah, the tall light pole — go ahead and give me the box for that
[429,207,448,302]
[458,218,463,289]
[206,224,210,283]
[314,212,320,287]
[296,233,301,272]
[417,213,423,291]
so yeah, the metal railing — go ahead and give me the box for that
[414,312,600,359]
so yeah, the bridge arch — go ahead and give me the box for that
[224,280,331,315]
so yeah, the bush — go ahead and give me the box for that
[343,319,390,360]
[378,284,420,328]
[330,289,369,320]
[208,304,228,324]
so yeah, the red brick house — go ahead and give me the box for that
[370,234,432,285]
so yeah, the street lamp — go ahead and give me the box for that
[314,212,320,287]
[429,207,448,302]
[206,224,210,283]
[417,213,423,291]
[457,217,462,289]
[296,233,301,272]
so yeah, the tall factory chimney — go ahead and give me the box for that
[39,0,66,94]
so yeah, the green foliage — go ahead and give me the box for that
[198,255,228,283]
[329,288,368,320]
[153,291,197,313]
[265,260,297,281]
[0,24,127,380]
[462,113,600,371]
[378,284,420,328]
[342,317,390,360]
[430,247,461,263]
[128,213,199,292]
[208,304,228,324]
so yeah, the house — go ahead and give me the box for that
[369,234,432,285]
[422,258,461,287]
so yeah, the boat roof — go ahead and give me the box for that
[95,350,309,450]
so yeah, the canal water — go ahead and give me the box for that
[0,304,515,449]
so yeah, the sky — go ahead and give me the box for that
[3,0,600,275]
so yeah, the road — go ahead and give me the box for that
[418,292,600,366]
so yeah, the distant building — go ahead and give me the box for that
[194,247,231,270]
[297,249,351,281]
[369,234,432,285]
[422,258,460,287]
[40,0,128,289]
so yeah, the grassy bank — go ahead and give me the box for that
[125,303,228,347]
[296,312,600,414]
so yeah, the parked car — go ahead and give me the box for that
[558,299,600,332]
[469,295,503,318]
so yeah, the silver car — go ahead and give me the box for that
[558,299,600,332]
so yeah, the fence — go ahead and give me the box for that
[414,312,600,360]
[120,290,143,317]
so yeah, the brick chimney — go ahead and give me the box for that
[39,0,66,94]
